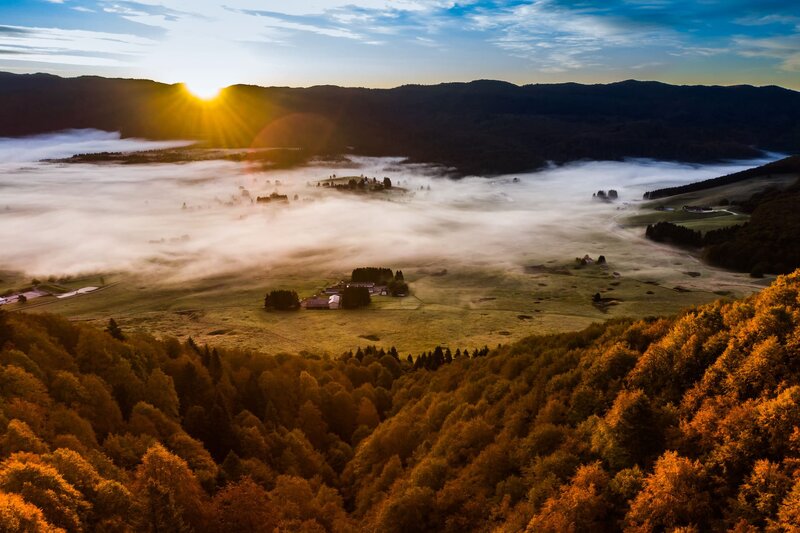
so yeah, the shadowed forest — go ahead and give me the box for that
[2,269,800,531]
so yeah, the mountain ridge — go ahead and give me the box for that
[2,72,799,176]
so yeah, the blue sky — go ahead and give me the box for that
[0,0,798,90]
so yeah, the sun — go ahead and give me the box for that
[184,80,225,101]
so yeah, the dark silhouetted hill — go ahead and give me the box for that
[1,73,800,175]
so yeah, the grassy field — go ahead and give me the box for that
[626,174,796,233]
[2,172,784,357]
[1,256,768,357]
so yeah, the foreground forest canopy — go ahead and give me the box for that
[1,72,800,175]
[2,271,800,531]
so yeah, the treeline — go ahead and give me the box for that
[3,73,800,176]
[645,221,705,247]
[410,345,491,371]
[60,147,310,168]
[645,221,739,248]
[343,344,495,373]
[342,344,493,372]
[642,155,800,200]
[351,268,408,297]
[5,271,800,530]
[351,268,395,284]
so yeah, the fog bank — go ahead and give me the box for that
[0,129,192,163]
[0,131,777,282]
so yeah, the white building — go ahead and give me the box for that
[328,294,341,309]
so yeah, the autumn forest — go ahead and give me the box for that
[1,269,800,531]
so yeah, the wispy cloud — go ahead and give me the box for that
[0,24,155,67]
[735,14,800,31]
[468,0,674,71]
[734,34,800,72]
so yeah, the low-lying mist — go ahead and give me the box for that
[0,130,777,283]
[0,130,192,164]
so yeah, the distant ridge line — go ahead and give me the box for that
[642,155,800,200]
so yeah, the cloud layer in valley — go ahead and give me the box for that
[0,130,777,284]
[0,130,191,163]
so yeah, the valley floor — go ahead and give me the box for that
[1,242,766,356]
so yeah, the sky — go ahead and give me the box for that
[0,0,798,91]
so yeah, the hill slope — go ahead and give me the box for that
[641,157,800,275]
[2,271,800,530]
[1,73,800,175]
[643,155,800,200]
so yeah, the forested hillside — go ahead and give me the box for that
[2,271,800,531]
[643,155,800,200]
[2,72,800,175]
[703,180,800,276]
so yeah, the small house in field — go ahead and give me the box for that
[328,294,341,309]
[374,285,388,295]
[302,296,330,310]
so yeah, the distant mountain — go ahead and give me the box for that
[643,155,800,199]
[1,72,799,175]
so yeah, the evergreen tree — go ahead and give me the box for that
[209,349,223,384]
[106,318,125,341]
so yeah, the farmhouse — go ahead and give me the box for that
[302,296,330,310]
[346,281,387,295]
[347,282,375,289]
[328,294,341,309]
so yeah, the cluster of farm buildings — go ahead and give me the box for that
[301,281,389,310]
